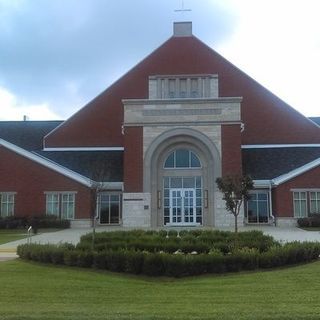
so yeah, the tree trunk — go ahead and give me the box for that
[234,213,238,233]
[91,217,96,251]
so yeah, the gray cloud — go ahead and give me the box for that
[0,0,236,118]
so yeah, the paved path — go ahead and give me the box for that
[0,226,320,261]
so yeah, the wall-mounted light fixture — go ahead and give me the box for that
[204,189,208,208]
[157,190,161,209]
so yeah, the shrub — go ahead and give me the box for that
[297,214,320,228]
[125,250,144,274]
[310,214,320,227]
[64,250,79,266]
[77,251,94,268]
[297,217,311,228]
[16,230,320,278]
[142,253,165,276]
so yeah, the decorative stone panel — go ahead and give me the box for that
[122,193,151,227]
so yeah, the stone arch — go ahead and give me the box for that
[144,127,221,227]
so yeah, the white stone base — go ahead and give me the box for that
[122,193,151,228]
[70,219,92,228]
[214,191,244,228]
[276,217,297,227]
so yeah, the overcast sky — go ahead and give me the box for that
[1,0,319,121]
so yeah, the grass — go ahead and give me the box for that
[0,259,320,319]
[0,230,28,245]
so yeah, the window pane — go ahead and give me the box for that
[196,176,201,188]
[310,200,317,213]
[258,193,267,201]
[247,201,257,223]
[171,177,182,188]
[183,177,194,188]
[164,153,174,168]
[300,200,307,217]
[110,202,120,224]
[190,152,201,167]
[61,194,74,220]
[46,193,59,217]
[175,149,189,167]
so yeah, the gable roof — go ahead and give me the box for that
[44,29,320,148]
[0,138,92,186]
[309,117,320,126]
[34,150,123,182]
[243,147,320,181]
[0,121,62,151]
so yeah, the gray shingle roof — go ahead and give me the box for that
[0,121,62,150]
[309,117,320,126]
[243,147,320,180]
[34,150,123,182]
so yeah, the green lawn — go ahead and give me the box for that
[0,260,320,319]
[0,230,28,245]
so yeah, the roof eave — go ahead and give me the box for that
[0,138,93,187]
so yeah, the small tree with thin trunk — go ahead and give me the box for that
[90,180,104,250]
[216,175,253,234]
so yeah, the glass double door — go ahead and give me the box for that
[169,188,196,225]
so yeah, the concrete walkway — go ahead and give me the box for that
[0,226,320,261]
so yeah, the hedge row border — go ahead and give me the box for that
[17,242,320,277]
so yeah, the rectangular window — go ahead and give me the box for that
[247,191,269,223]
[179,78,187,98]
[190,78,198,97]
[98,193,121,224]
[0,193,15,217]
[61,193,75,220]
[45,192,75,220]
[310,192,320,214]
[46,193,60,217]
[293,192,307,218]
[168,79,176,98]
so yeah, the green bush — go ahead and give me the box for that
[125,250,144,274]
[297,215,320,228]
[0,215,70,230]
[297,217,311,228]
[17,230,320,278]
[142,253,165,276]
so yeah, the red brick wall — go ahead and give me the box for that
[45,36,320,148]
[0,147,91,218]
[123,127,143,192]
[273,165,320,217]
[221,124,242,176]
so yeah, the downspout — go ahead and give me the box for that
[269,181,275,225]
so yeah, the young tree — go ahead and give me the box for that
[89,180,104,250]
[216,175,253,234]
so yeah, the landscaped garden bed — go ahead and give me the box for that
[17,230,320,277]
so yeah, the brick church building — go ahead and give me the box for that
[1,22,320,228]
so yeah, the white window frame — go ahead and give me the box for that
[164,149,202,169]
[45,192,76,220]
[309,191,320,214]
[293,191,308,218]
[0,192,16,217]
[246,191,269,224]
[97,192,122,225]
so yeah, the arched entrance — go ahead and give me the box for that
[144,128,221,227]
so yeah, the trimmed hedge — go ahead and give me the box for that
[17,241,320,278]
[77,229,278,254]
[297,214,320,228]
[0,215,70,230]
